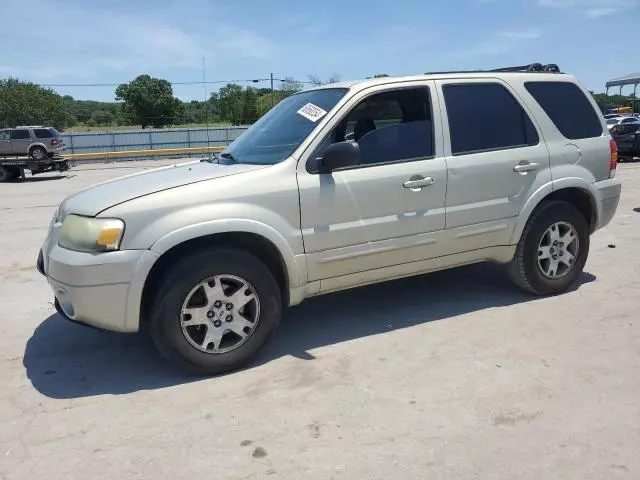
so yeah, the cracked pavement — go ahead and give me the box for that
[1,160,639,479]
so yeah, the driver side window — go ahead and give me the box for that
[316,87,434,168]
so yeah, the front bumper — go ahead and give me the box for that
[38,226,158,332]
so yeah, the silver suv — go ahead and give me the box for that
[38,65,621,374]
[0,126,64,160]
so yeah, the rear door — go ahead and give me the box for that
[10,129,32,155]
[435,79,551,249]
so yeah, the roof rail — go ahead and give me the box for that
[490,63,561,73]
[425,63,562,76]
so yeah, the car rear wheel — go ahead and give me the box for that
[149,247,282,375]
[29,146,47,161]
[507,201,589,295]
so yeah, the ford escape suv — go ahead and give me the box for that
[37,64,621,375]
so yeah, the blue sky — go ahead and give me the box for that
[1,0,638,101]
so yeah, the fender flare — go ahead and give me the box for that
[510,177,599,245]
[28,142,49,154]
[149,218,302,288]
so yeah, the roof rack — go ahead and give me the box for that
[425,63,562,75]
[491,63,561,73]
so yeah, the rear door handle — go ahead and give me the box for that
[403,176,435,190]
[513,162,539,173]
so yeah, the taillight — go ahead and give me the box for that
[609,139,618,178]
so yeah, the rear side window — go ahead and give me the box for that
[443,83,539,155]
[525,81,603,139]
[34,128,54,138]
[10,129,30,140]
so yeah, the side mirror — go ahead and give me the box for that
[317,141,360,173]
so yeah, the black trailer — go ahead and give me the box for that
[0,155,71,182]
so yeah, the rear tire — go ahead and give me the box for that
[507,201,589,295]
[149,247,282,375]
[29,146,47,161]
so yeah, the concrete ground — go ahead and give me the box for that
[1,160,639,480]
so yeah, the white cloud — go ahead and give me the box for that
[498,29,543,40]
[0,0,275,82]
[538,0,640,17]
[463,28,542,56]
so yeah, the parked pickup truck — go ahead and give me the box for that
[37,63,621,375]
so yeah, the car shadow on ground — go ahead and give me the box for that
[633,207,640,213]
[23,263,596,399]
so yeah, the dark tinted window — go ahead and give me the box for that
[443,83,538,155]
[525,81,602,139]
[10,129,30,140]
[34,128,54,138]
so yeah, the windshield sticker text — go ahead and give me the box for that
[297,103,328,122]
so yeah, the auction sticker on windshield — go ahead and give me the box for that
[297,103,328,122]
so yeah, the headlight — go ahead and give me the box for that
[58,215,125,252]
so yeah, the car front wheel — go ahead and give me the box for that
[149,247,282,375]
[507,201,589,295]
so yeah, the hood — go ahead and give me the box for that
[60,161,268,217]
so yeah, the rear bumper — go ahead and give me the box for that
[593,177,621,230]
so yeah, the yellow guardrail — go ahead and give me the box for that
[65,145,225,160]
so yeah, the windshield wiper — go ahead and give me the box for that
[218,152,240,165]
[219,152,238,164]
[200,152,219,163]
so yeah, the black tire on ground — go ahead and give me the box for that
[149,247,282,375]
[507,200,589,296]
[29,146,47,161]
[0,165,18,182]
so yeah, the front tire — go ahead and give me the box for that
[507,201,589,295]
[149,247,282,375]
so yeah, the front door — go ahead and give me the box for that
[297,82,447,282]
[435,79,551,251]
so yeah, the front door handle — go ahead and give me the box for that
[403,176,435,191]
[513,161,539,173]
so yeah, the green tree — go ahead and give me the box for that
[90,109,114,125]
[0,78,71,129]
[115,74,181,128]
[217,83,245,125]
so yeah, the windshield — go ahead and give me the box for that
[223,88,348,165]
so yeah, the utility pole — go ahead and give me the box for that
[270,72,274,107]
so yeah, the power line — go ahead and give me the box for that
[40,77,316,88]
